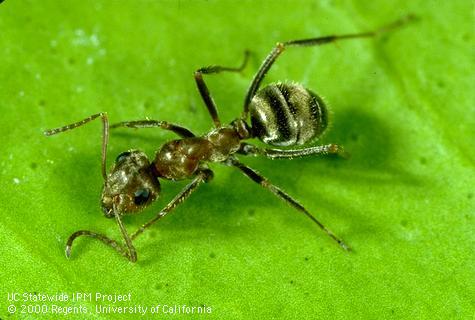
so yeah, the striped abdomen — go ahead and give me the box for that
[249,82,328,146]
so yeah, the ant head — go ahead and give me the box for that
[101,150,160,218]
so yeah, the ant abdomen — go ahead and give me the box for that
[249,82,328,147]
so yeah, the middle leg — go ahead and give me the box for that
[110,119,195,138]
[194,50,250,128]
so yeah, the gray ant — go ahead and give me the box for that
[45,16,414,262]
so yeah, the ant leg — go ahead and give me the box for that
[65,170,213,261]
[131,168,213,240]
[242,15,415,119]
[227,157,350,251]
[195,50,250,128]
[111,120,195,138]
[65,230,130,260]
[65,210,137,262]
[238,142,349,159]
[113,210,137,262]
[44,112,109,181]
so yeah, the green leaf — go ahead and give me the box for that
[0,1,473,319]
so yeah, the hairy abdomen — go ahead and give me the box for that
[249,82,328,146]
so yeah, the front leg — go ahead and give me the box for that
[65,221,137,262]
[65,169,212,262]
[131,169,213,240]
[66,204,137,262]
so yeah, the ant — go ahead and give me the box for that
[45,16,414,262]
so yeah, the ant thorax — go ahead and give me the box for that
[152,126,242,180]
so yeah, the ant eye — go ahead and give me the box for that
[115,151,132,163]
[134,188,150,205]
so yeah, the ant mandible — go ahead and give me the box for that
[45,16,414,262]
